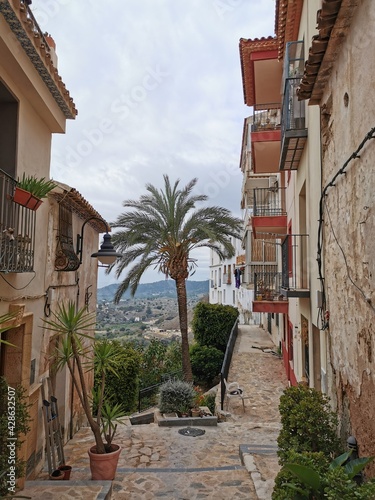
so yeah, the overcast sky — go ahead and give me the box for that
[32,0,275,288]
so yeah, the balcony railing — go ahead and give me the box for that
[254,271,283,300]
[253,187,286,217]
[281,78,306,135]
[281,234,310,297]
[222,273,232,285]
[0,169,36,272]
[251,105,281,132]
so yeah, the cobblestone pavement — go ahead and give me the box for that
[24,325,288,499]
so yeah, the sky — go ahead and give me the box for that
[31,0,276,288]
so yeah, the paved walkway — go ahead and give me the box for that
[23,325,288,499]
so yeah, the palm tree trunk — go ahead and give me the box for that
[175,276,193,382]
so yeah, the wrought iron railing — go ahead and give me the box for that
[281,234,309,290]
[252,104,281,132]
[253,187,286,217]
[0,169,36,272]
[281,78,306,136]
[254,272,283,300]
[20,0,52,51]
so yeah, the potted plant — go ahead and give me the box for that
[43,302,125,480]
[13,173,56,210]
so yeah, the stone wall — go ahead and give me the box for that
[320,0,375,475]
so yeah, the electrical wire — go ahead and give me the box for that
[316,125,375,326]
[0,271,36,290]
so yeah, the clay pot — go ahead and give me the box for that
[49,469,65,480]
[58,464,72,480]
[88,444,121,480]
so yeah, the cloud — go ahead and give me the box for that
[32,0,275,286]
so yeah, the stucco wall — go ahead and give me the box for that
[320,0,375,471]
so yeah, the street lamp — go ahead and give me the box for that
[76,216,122,266]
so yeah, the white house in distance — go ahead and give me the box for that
[209,238,256,325]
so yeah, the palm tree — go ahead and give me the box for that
[108,175,243,382]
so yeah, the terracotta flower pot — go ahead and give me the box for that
[49,469,65,480]
[88,444,121,480]
[58,464,72,480]
[13,187,43,211]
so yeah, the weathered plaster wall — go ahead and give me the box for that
[320,0,375,472]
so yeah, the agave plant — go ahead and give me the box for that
[17,173,56,199]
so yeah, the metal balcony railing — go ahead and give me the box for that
[281,234,309,293]
[253,187,286,217]
[251,105,281,132]
[254,272,283,300]
[20,0,52,52]
[281,78,306,136]
[0,169,36,272]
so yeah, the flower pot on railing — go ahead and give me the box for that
[13,186,43,211]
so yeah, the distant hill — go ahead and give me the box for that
[97,280,209,302]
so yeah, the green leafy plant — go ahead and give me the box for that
[275,451,375,499]
[43,302,125,454]
[158,379,195,414]
[192,302,238,352]
[277,384,341,464]
[93,340,141,414]
[190,343,224,385]
[0,377,31,497]
[17,173,56,199]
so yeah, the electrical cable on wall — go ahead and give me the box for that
[0,271,36,290]
[317,125,375,328]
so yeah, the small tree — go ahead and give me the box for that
[43,302,125,454]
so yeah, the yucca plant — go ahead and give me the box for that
[43,302,125,454]
[17,173,56,199]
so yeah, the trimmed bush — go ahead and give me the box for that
[190,344,224,385]
[192,302,238,352]
[277,384,341,464]
[158,379,195,414]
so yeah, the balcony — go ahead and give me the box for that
[252,187,287,239]
[222,273,232,285]
[253,272,288,314]
[279,78,308,170]
[279,41,307,171]
[251,105,281,174]
[0,170,35,272]
[280,234,310,298]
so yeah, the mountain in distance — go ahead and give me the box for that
[97,280,209,302]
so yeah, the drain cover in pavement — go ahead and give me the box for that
[178,427,206,437]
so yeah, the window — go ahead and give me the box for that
[54,205,80,271]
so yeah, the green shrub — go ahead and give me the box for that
[190,344,224,385]
[201,392,216,414]
[159,379,195,414]
[0,377,30,496]
[138,339,182,388]
[192,302,238,352]
[272,451,329,500]
[277,384,341,464]
[273,449,375,500]
[94,340,141,414]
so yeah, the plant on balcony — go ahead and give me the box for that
[43,302,126,480]
[13,174,56,210]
